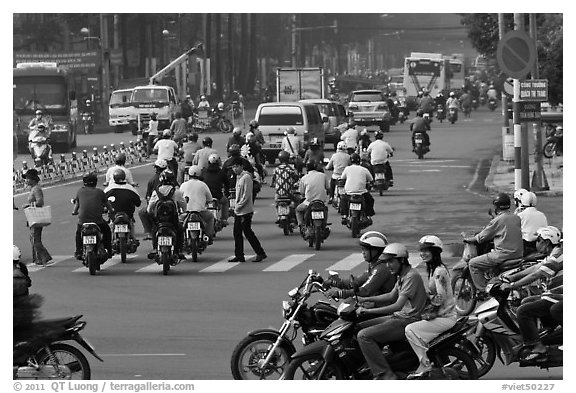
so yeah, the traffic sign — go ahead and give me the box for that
[496,31,537,79]
[503,77,514,97]
[518,101,541,122]
[519,79,548,101]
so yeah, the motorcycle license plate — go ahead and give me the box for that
[83,236,97,245]
[375,173,386,180]
[114,224,129,233]
[311,211,324,219]
[415,139,423,144]
[269,143,281,148]
[277,206,290,216]
[158,236,172,246]
[188,222,201,231]
[350,203,361,211]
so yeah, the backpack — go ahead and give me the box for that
[153,186,178,224]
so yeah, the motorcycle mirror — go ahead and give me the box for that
[108,196,116,202]
[70,199,75,204]
[328,270,339,277]
[288,287,298,297]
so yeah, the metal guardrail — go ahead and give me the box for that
[13,140,149,193]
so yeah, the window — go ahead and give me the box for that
[13,76,67,112]
[109,91,132,107]
[351,92,385,102]
[258,106,303,126]
[305,105,321,125]
[132,88,169,103]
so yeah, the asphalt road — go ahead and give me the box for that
[12,106,563,381]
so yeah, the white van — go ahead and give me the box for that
[130,85,178,131]
[108,88,135,133]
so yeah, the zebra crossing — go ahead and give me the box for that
[26,251,438,274]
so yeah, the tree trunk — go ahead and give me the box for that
[227,14,234,97]
[214,14,222,101]
[247,14,258,97]
[238,14,248,93]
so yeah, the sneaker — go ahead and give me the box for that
[341,216,348,225]
[228,256,245,262]
[254,253,268,262]
[74,252,83,261]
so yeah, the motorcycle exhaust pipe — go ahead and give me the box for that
[202,235,210,242]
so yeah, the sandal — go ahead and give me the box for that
[523,350,548,362]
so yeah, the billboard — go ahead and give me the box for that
[14,51,101,70]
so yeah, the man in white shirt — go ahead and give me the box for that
[516,192,548,256]
[340,153,375,220]
[341,120,359,154]
[296,160,330,232]
[153,130,179,175]
[192,136,219,173]
[104,152,137,186]
[367,131,394,186]
[179,165,215,243]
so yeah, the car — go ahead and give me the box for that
[300,98,347,150]
[346,89,391,132]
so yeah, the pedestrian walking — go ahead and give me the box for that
[21,169,52,266]
[228,157,267,263]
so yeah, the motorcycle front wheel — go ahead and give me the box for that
[452,274,477,316]
[219,119,233,133]
[35,343,91,380]
[230,334,293,380]
[543,141,556,159]
[283,353,345,380]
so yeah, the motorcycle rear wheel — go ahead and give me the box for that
[452,274,477,316]
[469,335,497,378]
[315,226,322,251]
[350,217,360,238]
[543,141,556,159]
[161,252,170,275]
[282,222,290,236]
[230,334,293,380]
[283,353,345,380]
[191,239,198,262]
[119,237,127,263]
[432,347,479,380]
[35,343,91,380]
[86,252,97,276]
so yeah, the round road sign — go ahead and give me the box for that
[496,30,537,79]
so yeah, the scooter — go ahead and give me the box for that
[28,134,52,166]
[109,208,139,264]
[413,132,429,159]
[81,112,94,134]
[488,98,498,112]
[301,200,330,250]
[373,163,391,195]
[343,193,372,238]
[275,196,297,236]
[182,211,209,263]
[448,107,458,124]
[436,104,446,123]
[80,222,108,276]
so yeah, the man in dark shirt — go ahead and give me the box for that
[202,154,231,226]
[139,159,169,241]
[105,169,142,240]
[73,172,114,260]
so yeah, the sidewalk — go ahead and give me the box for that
[485,154,563,197]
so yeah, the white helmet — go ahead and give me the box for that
[217,102,224,110]
[536,226,562,245]
[449,92,455,97]
[359,231,388,251]
[379,243,409,261]
[208,153,220,165]
[418,235,443,252]
[513,188,528,205]
[232,127,242,135]
[13,245,21,261]
[154,159,168,169]
[188,165,203,178]
[336,141,346,151]
[520,191,537,207]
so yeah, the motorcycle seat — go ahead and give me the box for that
[497,258,524,272]
[34,315,82,329]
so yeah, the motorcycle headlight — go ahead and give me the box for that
[282,301,293,318]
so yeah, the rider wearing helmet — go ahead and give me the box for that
[341,119,359,154]
[72,172,114,260]
[356,242,428,380]
[367,130,394,186]
[501,225,563,360]
[486,84,498,100]
[516,191,548,256]
[271,150,299,202]
[197,95,210,109]
[404,235,458,379]
[325,141,352,203]
[340,152,375,221]
[227,127,244,151]
[27,120,53,162]
[202,153,231,227]
[513,188,529,214]
[139,159,170,240]
[192,136,218,172]
[459,192,523,298]
[326,231,396,299]
[104,169,142,240]
[249,119,265,146]
[410,109,431,151]
[179,165,216,244]
[296,160,330,233]
[446,91,460,111]
[153,129,180,175]
[28,109,52,131]
[303,137,324,168]
[105,152,137,187]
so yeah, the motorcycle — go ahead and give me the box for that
[28,134,52,166]
[183,211,210,263]
[373,163,391,196]
[488,98,498,112]
[543,129,563,159]
[231,100,242,119]
[150,220,181,275]
[210,111,233,133]
[343,193,372,238]
[413,132,429,159]
[193,108,211,133]
[471,98,479,111]
[275,196,297,236]
[436,104,446,123]
[301,200,330,250]
[81,112,94,135]
[448,107,458,124]
[281,299,479,380]
[332,178,345,211]
[109,198,139,263]
[462,105,472,118]
[13,315,103,379]
[80,222,108,276]
[461,279,562,378]
[395,100,407,124]
[230,270,338,380]
[479,95,487,106]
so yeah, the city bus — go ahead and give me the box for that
[402,52,449,99]
[13,62,77,152]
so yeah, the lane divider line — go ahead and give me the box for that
[199,255,255,273]
[326,253,363,271]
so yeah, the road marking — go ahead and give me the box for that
[26,255,71,272]
[135,262,162,273]
[326,253,363,271]
[200,255,255,273]
[263,254,315,272]
[72,256,123,272]
[409,169,441,172]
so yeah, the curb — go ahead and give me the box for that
[484,155,563,197]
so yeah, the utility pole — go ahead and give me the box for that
[513,13,530,190]
[499,14,513,162]
[291,14,297,67]
[99,14,110,119]
[113,14,120,88]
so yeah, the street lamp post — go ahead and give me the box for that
[81,23,110,125]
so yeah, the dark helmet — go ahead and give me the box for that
[350,152,361,164]
[306,160,318,172]
[416,109,424,117]
[82,171,98,186]
[277,150,290,163]
[310,137,320,147]
[375,131,384,139]
[249,120,259,129]
[228,143,241,156]
[113,168,127,184]
[115,152,127,165]
[202,137,213,147]
[493,192,511,210]
[159,169,176,185]
[348,119,357,128]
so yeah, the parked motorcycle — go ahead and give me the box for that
[448,107,458,124]
[301,200,330,250]
[109,206,139,264]
[183,211,209,262]
[275,196,297,236]
[230,270,338,380]
[81,112,94,135]
[436,104,446,123]
[461,279,562,378]
[13,315,103,379]
[210,112,233,133]
[373,163,391,195]
[413,132,429,159]
[281,299,479,380]
[543,128,563,158]
[343,194,372,238]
